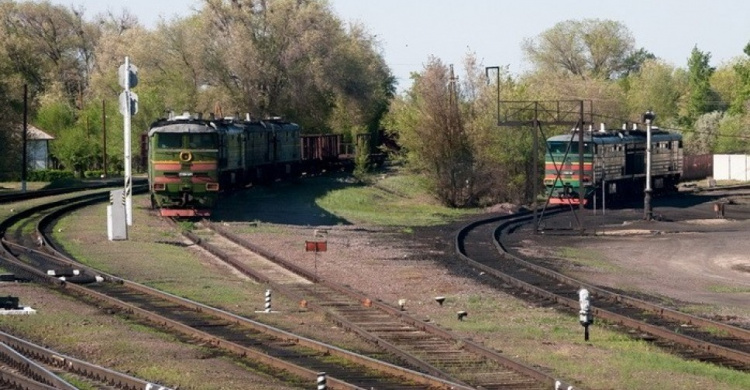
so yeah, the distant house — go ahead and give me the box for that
[25,125,54,170]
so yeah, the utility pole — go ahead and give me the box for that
[102,100,107,178]
[21,84,28,193]
[643,110,655,220]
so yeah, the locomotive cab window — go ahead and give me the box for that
[188,133,217,149]
[547,141,592,154]
[157,133,183,149]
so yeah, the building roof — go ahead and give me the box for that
[25,125,54,140]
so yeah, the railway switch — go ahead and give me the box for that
[578,288,593,341]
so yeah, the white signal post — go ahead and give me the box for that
[119,57,138,226]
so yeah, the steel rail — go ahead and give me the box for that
[494,213,750,342]
[0,331,171,390]
[455,210,750,370]
[0,368,57,390]
[180,224,471,387]
[0,339,75,389]
[204,220,574,390]
[493,213,750,366]
[14,198,468,390]
[1,240,370,390]
[0,189,366,389]
[0,178,147,204]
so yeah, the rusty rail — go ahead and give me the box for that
[203,220,574,389]
[454,210,750,371]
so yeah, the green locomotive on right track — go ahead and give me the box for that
[545,124,683,205]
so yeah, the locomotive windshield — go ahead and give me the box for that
[155,133,217,149]
[547,141,592,154]
[157,133,183,149]
[188,133,217,149]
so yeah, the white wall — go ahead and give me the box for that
[713,154,750,181]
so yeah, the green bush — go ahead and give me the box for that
[27,169,75,182]
[84,170,105,178]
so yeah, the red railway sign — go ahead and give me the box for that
[305,241,327,252]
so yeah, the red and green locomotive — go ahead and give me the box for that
[545,124,683,205]
[147,113,301,217]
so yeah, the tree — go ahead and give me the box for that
[681,46,716,126]
[729,41,750,114]
[714,114,750,153]
[0,83,22,180]
[522,19,635,80]
[200,0,393,135]
[385,54,537,206]
[384,58,475,206]
[622,48,656,76]
[0,1,99,107]
[711,63,740,113]
[625,59,682,124]
[684,111,722,155]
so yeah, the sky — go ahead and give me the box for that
[42,0,750,91]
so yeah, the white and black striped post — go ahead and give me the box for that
[316,372,326,390]
[264,289,272,313]
[118,56,138,226]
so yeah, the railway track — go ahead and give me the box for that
[0,190,174,389]
[1,189,473,389]
[180,220,578,390]
[0,178,147,205]
[456,209,750,372]
[0,329,170,390]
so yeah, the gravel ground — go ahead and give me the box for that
[501,189,750,326]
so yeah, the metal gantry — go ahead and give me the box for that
[485,67,592,232]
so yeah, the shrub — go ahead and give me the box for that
[27,169,75,182]
[84,170,105,178]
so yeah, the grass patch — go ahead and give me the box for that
[557,246,620,271]
[0,181,48,192]
[706,285,750,293]
[177,220,195,231]
[316,173,478,226]
[438,293,750,389]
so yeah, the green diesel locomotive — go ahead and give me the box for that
[147,113,301,217]
[545,124,683,205]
